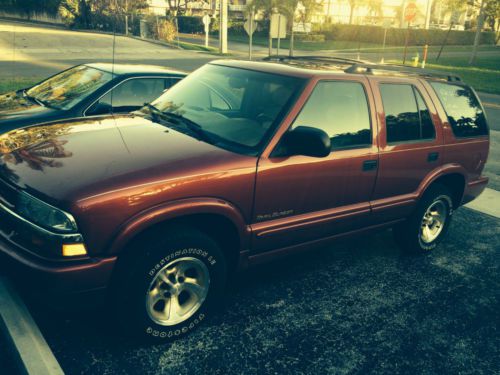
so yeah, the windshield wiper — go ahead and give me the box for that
[163,111,216,144]
[22,90,55,109]
[144,103,165,124]
[144,105,215,144]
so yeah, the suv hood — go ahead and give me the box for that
[0,91,63,131]
[0,115,245,206]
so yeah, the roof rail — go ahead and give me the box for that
[263,55,365,65]
[344,63,461,82]
[263,56,462,82]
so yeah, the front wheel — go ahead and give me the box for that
[394,184,454,254]
[112,227,227,342]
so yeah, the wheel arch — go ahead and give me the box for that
[108,198,251,271]
[419,165,467,209]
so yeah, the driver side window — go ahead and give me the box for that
[292,81,372,150]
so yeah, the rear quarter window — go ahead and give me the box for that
[430,82,488,137]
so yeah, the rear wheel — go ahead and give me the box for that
[112,227,227,341]
[394,184,454,254]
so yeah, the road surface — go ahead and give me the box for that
[0,21,215,78]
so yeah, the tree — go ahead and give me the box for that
[298,0,324,24]
[366,0,383,23]
[484,0,500,41]
[470,0,487,64]
[347,0,363,24]
[280,0,300,56]
[1,0,62,16]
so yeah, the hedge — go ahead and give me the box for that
[314,24,496,46]
[295,33,326,42]
[176,16,205,34]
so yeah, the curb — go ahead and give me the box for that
[0,277,64,375]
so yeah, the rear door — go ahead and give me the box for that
[251,76,379,253]
[369,77,444,222]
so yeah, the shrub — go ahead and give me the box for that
[295,33,325,42]
[176,16,205,34]
[159,20,177,42]
[315,24,496,46]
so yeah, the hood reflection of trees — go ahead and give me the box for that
[0,123,73,172]
[3,140,72,171]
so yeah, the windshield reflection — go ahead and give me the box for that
[26,65,113,110]
[139,64,303,154]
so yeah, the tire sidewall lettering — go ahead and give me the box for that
[148,248,216,277]
[145,313,206,337]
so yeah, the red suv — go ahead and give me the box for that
[0,58,489,341]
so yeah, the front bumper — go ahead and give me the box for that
[0,234,116,297]
[0,194,116,302]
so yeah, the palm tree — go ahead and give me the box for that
[366,0,383,23]
[280,0,300,56]
[348,0,363,24]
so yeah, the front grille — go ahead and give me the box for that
[0,177,18,211]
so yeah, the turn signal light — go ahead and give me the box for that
[62,243,87,257]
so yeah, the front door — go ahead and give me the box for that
[252,77,379,253]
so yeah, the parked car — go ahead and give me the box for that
[0,63,186,133]
[0,58,489,342]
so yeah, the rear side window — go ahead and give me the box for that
[292,81,372,150]
[430,82,488,137]
[380,84,436,143]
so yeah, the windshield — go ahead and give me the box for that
[142,64,304,154]
[26,65,113,110]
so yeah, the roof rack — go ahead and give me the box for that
[344,63,461,82]
[263,55,462,82]
[263,55,365,65]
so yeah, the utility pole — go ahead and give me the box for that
[424,0,432,30]
[219,0,228,54]
[469,0,486,65]
[124,0,129,35]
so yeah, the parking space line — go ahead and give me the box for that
[465,188,500,219]
[0,277,64,375]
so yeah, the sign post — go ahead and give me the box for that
[381,19,391,63]
[244,11,256,60]
[402,2,417,64]
[436,11,460,62]
[270,13,287,56]
[202,14,210,48]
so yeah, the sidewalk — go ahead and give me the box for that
[465,188,500,219]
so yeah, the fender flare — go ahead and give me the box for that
[107,197,251,255]
[417,163,467,200]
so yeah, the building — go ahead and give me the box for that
[146,0,247,18]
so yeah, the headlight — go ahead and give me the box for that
[16,192,78,233]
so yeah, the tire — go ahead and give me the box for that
[393,184,454,254]
[112,226,227,342]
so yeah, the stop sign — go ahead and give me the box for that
[404,2,418,22]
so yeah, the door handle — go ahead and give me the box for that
[428,152,439,162]
[362,159,378,171]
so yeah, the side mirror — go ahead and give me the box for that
[281,126,331,158]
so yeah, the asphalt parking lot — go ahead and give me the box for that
[21,208,497,375]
